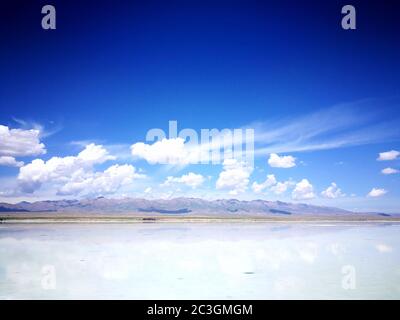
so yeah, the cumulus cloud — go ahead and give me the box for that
[268,153,296,168]
[270,181,294,195]
[76,143,116,163]
[251,174,277,193]
[131,138,200,165]
[161,172,205,189]
[0,125,46,157]
[367,188,387,198]
[0,156,24,167]
[16,143,136,196]
[381,167,399,175]
[292,179,315,200]
[57,164,143,196]
[321,182,344,199]
[377,150,400,161]
[252,175,295,195]
[216,159,253,195]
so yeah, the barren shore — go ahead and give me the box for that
[1,212,400,224]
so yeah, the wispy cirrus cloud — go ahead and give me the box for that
[251,98,400,155]
[12,118,62,139]
[127,98,400,169]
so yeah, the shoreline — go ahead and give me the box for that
[1,212,400,224]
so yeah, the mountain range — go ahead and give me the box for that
[0,197,394,217]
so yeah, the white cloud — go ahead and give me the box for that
[57,164,143,196]
[270,181,294,195]
[375,244,393,253]
[252,174,295,195]
[292,179,315,200]
[216,159,253,195]
[144,187,152,193]
[76,143,115,163]
[253,99,400,156]
[377,150,400,161]
[268,153,296,168]
[381,167,399,175]
[251,174,276,193]
[0,156,24,167]
[0,125,46,157]
[131,138,200,165]
[367,188,387,198]
[161,172,205,189]
[321,182,344,199]
[17,143,118,194]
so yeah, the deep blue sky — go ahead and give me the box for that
[0,0,399,211]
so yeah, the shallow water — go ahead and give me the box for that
[0,223,399,299]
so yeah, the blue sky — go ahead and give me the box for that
[0,0,399,212]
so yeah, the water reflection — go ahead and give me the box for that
[0,223,399,299]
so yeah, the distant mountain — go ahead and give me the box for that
[0,197,393,217]
[0,206,29,213]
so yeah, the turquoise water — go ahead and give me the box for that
[0,223,399,299]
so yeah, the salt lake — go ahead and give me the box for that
[0,222,399,299]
